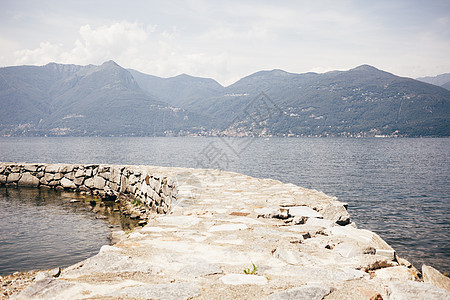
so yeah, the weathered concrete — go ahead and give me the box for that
[2,164,448,299]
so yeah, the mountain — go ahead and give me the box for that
[1,62,449,137]
[417,73,450,90]
[181,65,450,137]
[128,69,223,108]
[0,61,211,136]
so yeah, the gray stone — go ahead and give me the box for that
[45,164,62,173]
[73,177,84,186]
[11,278,75,299]
[265,265,367,282]
[0,174,7,184]
[44,173,54,182]
[93,175,106,190]
[320,202,351,225]
[53,172,63,180]
[23,164,38,172]
[422,265,450,292]
[60,177,77,189]
[85,168,93,177]
[374,266,417,281]
[286,206,323,218]
[219,274,268,285]
[64,172,75,180]
[273,247,300,265]
[84,177,95,188]
[62,250,160,278]
[74,168,85,177]
[7,173,21,183]
[388,281,450,300]
[268,284,331,300]
[18,173,40,187]
[64,165,76,173]
[110,282,201,300]
[177,263,223,278]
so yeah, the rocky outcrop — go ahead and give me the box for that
[0,163,176,214]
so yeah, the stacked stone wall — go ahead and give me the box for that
[0,163,175,214]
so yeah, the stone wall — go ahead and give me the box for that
[0,163,176,214]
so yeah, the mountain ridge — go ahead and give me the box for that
[1,61,449,137]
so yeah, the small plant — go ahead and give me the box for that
[132,198,141,206]
[243,262,258,275]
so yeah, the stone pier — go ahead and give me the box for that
[0,163,175,214]
[1,163,449,299]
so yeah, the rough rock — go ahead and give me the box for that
[219,274,268,285]
[60,177,76,189]
[177,263,223,278]
[388,281,449,299]
[18,173,40,187]
[268,284,331,300]
[374,266,418,281]
[107,282,201,299]
[422,264,450,292]
[286,206,323,218]
[6,173,21,183]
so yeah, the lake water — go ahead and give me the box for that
[0,137,449,274]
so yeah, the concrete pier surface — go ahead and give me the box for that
[1,164,449,299]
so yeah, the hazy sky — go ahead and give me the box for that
[1,0,449,85]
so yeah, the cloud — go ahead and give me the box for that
[13,20,231,84]
[15,42,63,65]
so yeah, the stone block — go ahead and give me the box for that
[374,266,418,281]
[219,274,267,285]
[18,173,40,187]
[7,173,21,183]
[286,205,323,218]
[93,176,106,190]
[45,164,62,173]
[73,177,84,186]
[422,265,450,292]
[23,164,38,172]
[74,168,85,178]
[54,172,63,180]
[0,174,7,184]
[61,178,77,189]
[268,284,331,300]
[84,177,95,189]
[64,172,75,180]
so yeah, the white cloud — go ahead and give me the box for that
[12,20,232,84]
[14,42,63,65]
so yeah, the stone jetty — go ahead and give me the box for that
[1,163,449,299]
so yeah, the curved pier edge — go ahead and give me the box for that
[1,162,449,299]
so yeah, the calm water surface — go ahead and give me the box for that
[0,137,449,274]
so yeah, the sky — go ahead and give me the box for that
[0,0,449,86]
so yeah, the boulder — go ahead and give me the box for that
[0,174,7,184]
[93,176,106,190]
[422,265,450,292]
[286,206,323,218]
[60,178,77,189]
[23,164,38,172]
[74,168,85,178]
[18,173,40,187]
[7,173,21,183]
[374,266,418,281]
[45,164,62,173]
[84,177,95,189]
